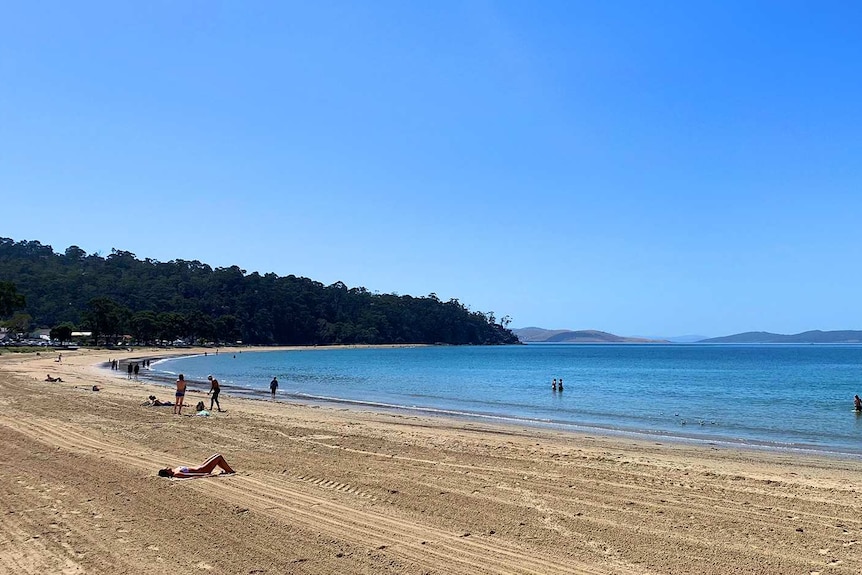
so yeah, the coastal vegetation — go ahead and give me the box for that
[0,238,518,346]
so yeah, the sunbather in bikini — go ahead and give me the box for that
[157,453,235,478]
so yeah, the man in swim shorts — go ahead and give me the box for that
[207,374,223,412]
[174,374,187,415]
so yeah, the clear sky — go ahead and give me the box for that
[2,1,861,338]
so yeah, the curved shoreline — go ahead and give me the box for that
[138,346,862,460]
[3,346,862,574]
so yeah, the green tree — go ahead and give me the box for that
[185,310,215,344]
[214,314,240,343]
[82,297,125,345]
[64,245,87,260]
[50,322,75,343]
[7,312,32,337]
[156,312,186,342]
[130,311,158,344]
[0,281,25,318]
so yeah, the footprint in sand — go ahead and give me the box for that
[195,561,213,570]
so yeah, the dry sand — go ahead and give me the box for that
[1,347,861,574]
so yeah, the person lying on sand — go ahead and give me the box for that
[45,374,63,382]
[158,453,235,478]
[142,395,173,407]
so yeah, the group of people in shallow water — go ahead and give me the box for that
[552,378,564,391]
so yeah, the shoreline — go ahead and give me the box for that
[3,347,862,574]
[140,346,862,461]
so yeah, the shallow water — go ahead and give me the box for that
[152,344,862,456]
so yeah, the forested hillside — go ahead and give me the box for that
[0,238,517,346]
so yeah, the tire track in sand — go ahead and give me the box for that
[0,415,645,575]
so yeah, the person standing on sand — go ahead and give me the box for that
[208,375,223,412]
[270,376,278,398]
[133,363,140,380]
[174,374,187,415]
[127,362,133,380]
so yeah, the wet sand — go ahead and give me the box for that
[1,347,861,574]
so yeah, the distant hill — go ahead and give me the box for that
[700,330,862,344]
[633,334,709,343]
[510,327,571,342]
[513,327,667,343]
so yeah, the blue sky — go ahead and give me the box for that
[2,1,861,337]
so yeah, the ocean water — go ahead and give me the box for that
[151,344,862,456]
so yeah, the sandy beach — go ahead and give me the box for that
[1,347,861,574]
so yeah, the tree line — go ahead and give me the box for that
[0,238,518,346]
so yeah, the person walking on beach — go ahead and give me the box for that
[174,374,187,415]
[208,374,223,412]
[270,376,278,398]
[133,363,140,380]
[855,394,861,412]
[127,362,133,380]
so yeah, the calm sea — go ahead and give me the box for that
[150,344,862,456]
